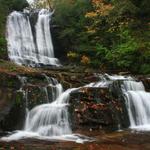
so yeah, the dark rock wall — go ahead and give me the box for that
[70,87,130,132]
[0,73,59,131]
[0,73,25,131]
[0,71,149,132]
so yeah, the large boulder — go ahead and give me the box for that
[69,86,130,131]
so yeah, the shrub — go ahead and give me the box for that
[81,55,90,65]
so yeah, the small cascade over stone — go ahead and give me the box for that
[1,76,90,143]
[24,88,77,137]
[84,74,150,131]
[23,75,70,137]
[43,75,63,101]
[7,9,60,67]
[85,73,132,88]
[123,80,150,129]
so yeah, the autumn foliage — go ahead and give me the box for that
[86,0,113,18]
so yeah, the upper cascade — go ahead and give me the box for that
[7,9,60,67]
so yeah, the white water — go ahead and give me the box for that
[123,81,150,130]
[35,9,60,66]
[1,77,90,143]
[7,9,60,67]
[27,0,34,4]
[3,74,150,141]
[85,74,150,131]
[43,75,63,101]
[7,11,37,66]
[122,81,145,91]
[85,74,132,88]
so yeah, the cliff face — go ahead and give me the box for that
[0,60,149,132]
[70,87,129,131]
[0,60,97,131]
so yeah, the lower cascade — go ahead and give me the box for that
[123,80,150,129]
[1,74,150,142]
[85,74,150,130]
[1,77,89,143]
[24,88,75,137]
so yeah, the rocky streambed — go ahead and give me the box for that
[1,130,150,150]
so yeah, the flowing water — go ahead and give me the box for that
[123,80,150,130]
[1,74,150,143]
[7,9,60,67]
[35,9,59,66]
[85,73,132,88]
[1,76,90,143]
[4,0,150,146]
[7,11,37,66]
[85,74,150,131]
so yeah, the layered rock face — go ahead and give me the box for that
[70,86,129,131]
[0,68,149,132]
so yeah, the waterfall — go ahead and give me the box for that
[24,89,76,137]
[1,76,90,143]
[24,87,78,137]
[85,74,150,130]
[122,81,145,91]
[43,75,63,101]
[123,81,150,129]
[85,74,132,88]
[7,9,60,67]
[23,75,68,136]
[7,11,37,66]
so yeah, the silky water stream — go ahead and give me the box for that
[1,76,92,143]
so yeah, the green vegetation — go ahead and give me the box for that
[0,0,149,74]
[52,0,150,74]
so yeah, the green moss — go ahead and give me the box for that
[15,92,23,105]
[140,64,150,74]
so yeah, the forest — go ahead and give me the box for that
[0,0,150,74]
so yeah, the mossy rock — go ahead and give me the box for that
[0,73,21,89]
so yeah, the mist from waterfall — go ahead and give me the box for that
[7,9,60,67]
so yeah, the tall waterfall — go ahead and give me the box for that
[7,9,60,67]
[7,11,37,65]
[123,81,150,129]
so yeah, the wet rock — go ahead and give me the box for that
[141,78,150,92]
[0,88,25,131]
[109,80,124,98]
[0,73,58,131]
[70,87,130,131]
[0,73,21,89]
[0,68,149,133]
